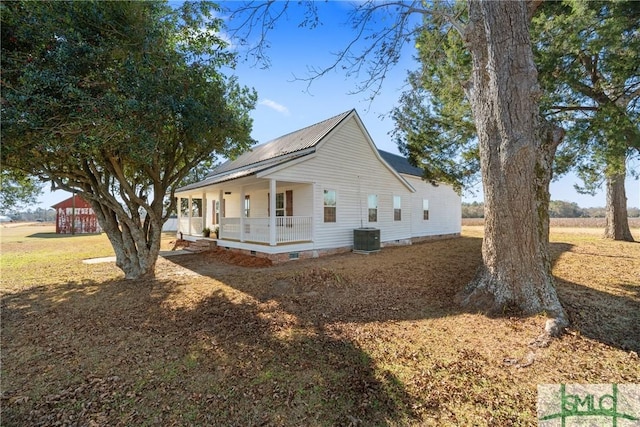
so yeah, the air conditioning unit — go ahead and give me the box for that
[353,228,380,253]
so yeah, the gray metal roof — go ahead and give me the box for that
[378,150,424,177]
[177,110,353,193]
[176,110,423,193]
[208,109,353,176]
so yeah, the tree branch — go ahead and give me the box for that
[227,1,467,100]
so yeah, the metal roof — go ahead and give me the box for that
[177,110,353,193]
[176,110,425,193]
[378,150,424,177]
[208,110,353,176]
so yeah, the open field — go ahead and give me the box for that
[1,223,639,426]
[463,216,640,232]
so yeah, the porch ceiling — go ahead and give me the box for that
[176,175,309,197]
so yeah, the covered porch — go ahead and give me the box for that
[176,176,315,247]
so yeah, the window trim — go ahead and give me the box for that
[323,189,336,223]
[244,195,250,218]
[423,199,430,221]
[393,195,401,221]
[368,194,378,223]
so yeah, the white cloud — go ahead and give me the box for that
[259,99,290,116]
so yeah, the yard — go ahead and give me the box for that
[1,222,639,426]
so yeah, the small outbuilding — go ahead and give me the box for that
[52,195,101,234]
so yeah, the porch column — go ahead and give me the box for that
[218,189,224,239]
[240,187,245,242]
[312,183,316,242]
[188,196,193,235]
[177,196,182,236]
[269,178,276,246]
[202,192,207,231]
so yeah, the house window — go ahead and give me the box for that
[275,193,285,217]
[215,200,220,224]
[191,198,203,217]
[180,198,189,216]
[324,189,336,223]
[368,194,378,222]
[244,195,250,218]
[394,195,401,221]
[423,199,430,220]
[268,190,292,217]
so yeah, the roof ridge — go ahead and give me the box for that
[204,109,355,179]
[257,108,354,147]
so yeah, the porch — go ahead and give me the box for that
[176,177,315,248]
[179,215,312,245]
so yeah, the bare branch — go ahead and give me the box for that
[548,105,599,113]
[226,1,467,101]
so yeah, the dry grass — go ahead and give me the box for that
[463,216,640,232]
[1,224,639,426]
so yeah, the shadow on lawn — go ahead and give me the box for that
[27,232,103,239]
[549,245,640,352]
[169,237,639,353]
[3,236,637,425]
[167,236,484,327]
[1,276,414,426]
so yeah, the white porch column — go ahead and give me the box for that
[177,196,182,236]
[202,192,207,231]
[188,196,193,235]
[218,189,224,238]
[312,183,316,242]
[240,187,245,242]
[269,178,276,246]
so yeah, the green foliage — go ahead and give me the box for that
[532,1,640,191]
[548,200,585,218]
[395,1,639,196]
[0,168,43,213]
[391,2,478,193]
[461,202,484,218]
[463,201,639,218]
[0,0,256,277]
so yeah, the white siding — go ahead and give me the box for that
[404,175,461,237]
[178,113,461,252]
[265,117,413,249]
[240,183,313,218]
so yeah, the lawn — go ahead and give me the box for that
[1,223,638,426]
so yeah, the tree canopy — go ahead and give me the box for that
[0,168,43,214]
[1,0,256,278]
[393,0,639,240]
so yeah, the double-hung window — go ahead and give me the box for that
[393,195,401,221]
[368,194,378,222]
[324,190,336,223]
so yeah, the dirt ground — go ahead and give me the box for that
[1,225,639,426]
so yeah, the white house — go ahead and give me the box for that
[175,109,461,262]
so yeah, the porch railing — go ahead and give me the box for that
[179,217,203,236]
[220,216,312,244]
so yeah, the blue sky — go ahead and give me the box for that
[35,1,639,209]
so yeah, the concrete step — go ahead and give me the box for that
[185,239,215,252]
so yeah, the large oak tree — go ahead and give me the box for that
[1,1,256,279]
[228,0,568,333]
[396,1,639,243]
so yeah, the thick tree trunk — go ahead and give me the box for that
[90,199,162,280]
[604,164,634,241]
[457,0,567,334]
